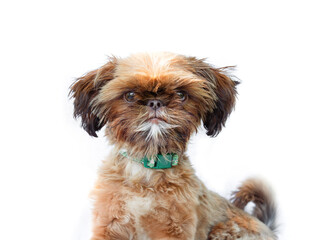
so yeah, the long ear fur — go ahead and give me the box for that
[69,59,117,137]
[185,57,239,137]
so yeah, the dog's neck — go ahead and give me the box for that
[102,135,194,189]
[99,148,196,191]
[108,137,187,160]
[119,150,179,169]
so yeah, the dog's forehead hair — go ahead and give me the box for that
[115,52,187,79]
[98,53,208,101]
[111,74,195,93]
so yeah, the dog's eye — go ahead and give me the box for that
[124,91,136,102]
[176,91,187,102]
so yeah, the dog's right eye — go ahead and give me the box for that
[124,91,136,102]
[176,91,187,102]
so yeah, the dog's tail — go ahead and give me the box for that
[231,178,277,233]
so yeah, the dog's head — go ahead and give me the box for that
[70,52,238,155]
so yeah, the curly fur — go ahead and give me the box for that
[70,52,277,240]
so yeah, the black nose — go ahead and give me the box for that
[147,99,163,110]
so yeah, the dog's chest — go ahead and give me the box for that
[126,195,154,240]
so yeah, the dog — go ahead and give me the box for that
[70,52,277,240]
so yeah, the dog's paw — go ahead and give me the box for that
[208,231,241,240]
[208,222,241,240]
[208,232,239,240]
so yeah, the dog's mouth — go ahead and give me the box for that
[148,117,166,124]
[136,115,177,141]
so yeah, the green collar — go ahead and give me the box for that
[120,151,179,169]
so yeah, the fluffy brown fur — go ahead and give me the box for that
[70,52,277,240]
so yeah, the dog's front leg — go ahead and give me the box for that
[91,216,136,240]
[139,205,197,240]
[90,189,136,240]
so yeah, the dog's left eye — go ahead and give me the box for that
[176,91,187,102]
[124,91,136,102]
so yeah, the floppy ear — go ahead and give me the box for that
[185,57,239,137]
[69,59,117,137]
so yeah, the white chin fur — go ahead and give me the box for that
[135,121,176,141]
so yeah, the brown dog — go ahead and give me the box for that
[70,52,277,240]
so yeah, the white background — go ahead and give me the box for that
[1,1,331,240]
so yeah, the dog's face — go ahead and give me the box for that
[70,53,238,155]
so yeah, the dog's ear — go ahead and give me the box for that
[69,59,117,137]
[202,67,239,137]
[185,57,239,137]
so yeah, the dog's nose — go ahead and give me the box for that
[147,99,163,110]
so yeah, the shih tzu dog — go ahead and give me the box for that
[70,52,277,240]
